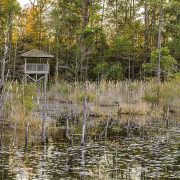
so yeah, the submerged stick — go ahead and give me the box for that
[42,74,48,145]
[66,114,72,146]
[45,127,49,144]
[81,81,87,146]
[25,122,29,148]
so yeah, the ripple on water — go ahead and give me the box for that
[0,122,179,179]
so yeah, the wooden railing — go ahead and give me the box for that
[25,63,49,74]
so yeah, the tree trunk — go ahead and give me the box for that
[157,2,163,83]
[41,74,48,145]
[0,80,3,120]
[80,0,90,146]
[13,40,18,80]
[151,6,157,50]
[55,36,59,84]
[1,33,9,82]
[144,0,149,63]
[38,0,43,50]
[81,83,87,145]
[101,0,105,28]
[8,10,12,64]
[157,1,163,104]
[115,0,118,33]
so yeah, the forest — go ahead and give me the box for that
[0,0,180,179]
[0,0,179,81]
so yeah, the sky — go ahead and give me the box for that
[17,0,30,7]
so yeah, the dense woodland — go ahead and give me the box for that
[0,0,180,82]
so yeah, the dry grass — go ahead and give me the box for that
[3,78,179,134]
[2,102,43,145]
[3,82,43,145]
[48,78,180,117]
[9,103,42,130]
[117,101,151,115]
[1,78,179,146]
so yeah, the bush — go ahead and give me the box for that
[5,82,37,115]
[76,91,95,103]
[143,78,180,107]
[107,64,123,81]
[142,47,177,79]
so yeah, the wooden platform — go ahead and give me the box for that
[25,63,49,74]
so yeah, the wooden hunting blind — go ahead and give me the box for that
[21,49,53,144]
[21,49,54,83]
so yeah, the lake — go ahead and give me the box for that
[0,116,179,179]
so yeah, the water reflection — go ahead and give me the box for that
[0,118,179,179]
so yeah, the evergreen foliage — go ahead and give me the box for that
[0,0,179,81]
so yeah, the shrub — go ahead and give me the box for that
[107,64,123,81]
[75,91,95,103]
[142,47,177,79]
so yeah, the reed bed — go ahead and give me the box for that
[47,78,180,117]
[2,78,179,146]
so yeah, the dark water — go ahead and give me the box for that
[0,118,179,180]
